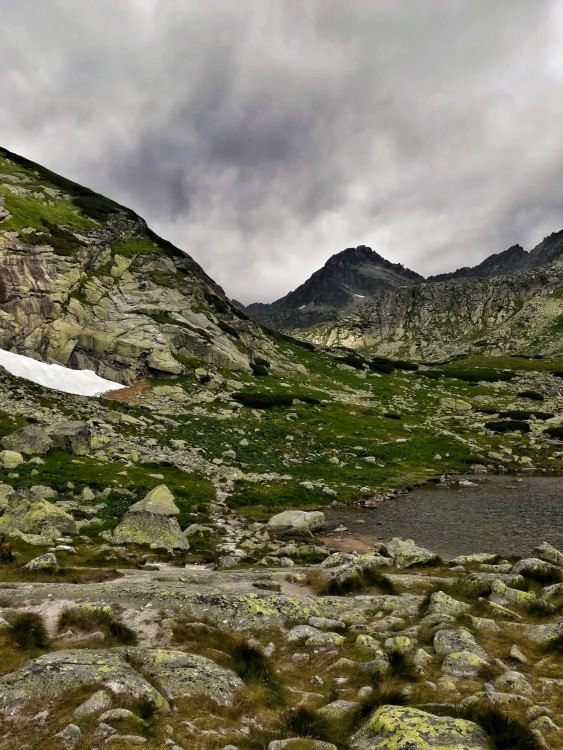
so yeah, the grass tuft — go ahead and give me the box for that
[9,612,50,650]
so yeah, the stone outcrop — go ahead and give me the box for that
[0,147,288,384]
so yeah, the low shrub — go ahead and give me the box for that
[250,363,269,376]
[384,412,402,420]
[232,392,293,408]
[498,410,554,421]
[417,369,444,379]
[281,706,332,742]
[545,425,563,440]
[485,420,530,433]
[58,605,138,645]
[517,390,545,401]
[217,321,240,338]
[9,612,50,650]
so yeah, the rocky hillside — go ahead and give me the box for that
[245,245,423,330]
[0,147,288,384]
[299,261,563,359]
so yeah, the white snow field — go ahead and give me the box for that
[0,348,126,396]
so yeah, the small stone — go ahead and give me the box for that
[53,724,81,745]
[22,552,58,572]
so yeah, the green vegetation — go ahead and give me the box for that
[58,604,138,645]
[485,420,531,433]
[8,612,49,650]
[545,425,563,440]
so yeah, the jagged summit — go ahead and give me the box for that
[246,244,423,330]
[0,147,286,383]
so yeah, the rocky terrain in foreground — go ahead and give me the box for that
[0,148,561,749]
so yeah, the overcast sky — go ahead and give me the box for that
[2,1,563,303]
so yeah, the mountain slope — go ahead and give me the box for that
[299,261,563,359]
[428,231,563,283]
[0,147,285,383]
[246,245,423,329]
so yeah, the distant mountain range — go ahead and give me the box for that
[244,232,563,331]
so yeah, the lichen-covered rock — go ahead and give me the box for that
[22,552,58,571]
[511,557,561,579]
[0,495,77,539]
[488,580,537,607]
[128,485,180,516]
[451,553,499,565]
[317,699,359,722]
[493,670,533,696]
[350,705,492,749]
[383,538,439,569]
[306,631,345,649]
[73,690,113,719]
[0,650,170,714]
[441,650,489,677]
[267,510,325,534]
[46,420,91,455]
[433,628,487,659]
[112,510,189,550]
[426,590,470,617]
[0,450,23,469]
[126,649,243,705]
[1,424,53,455]
[533,542,563,567]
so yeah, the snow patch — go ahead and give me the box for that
[0,348,126,397]
[354,294,365,298]
[298,304,307,310]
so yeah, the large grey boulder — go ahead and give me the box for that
[46,420,91,456]
[383,538,439,569]
[433,628,488,659]
[126,649,243,705]
[0,494,77,540]
[1,424,53,455]
[266,510,325,534]
[112,510,189,550]
[350,705,492,749]
[0,650,170,714]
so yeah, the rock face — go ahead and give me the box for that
[0,650,171,713]
[0,147,286,384]
[47,420,91,456]
[246,245,423,330]
[128,484,180,516]
[350,705,492,749]
[300,260,563,358]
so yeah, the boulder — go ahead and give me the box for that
[112,511,189,550]
[0,650,170,714]
[1,425,53,455]
[350,705,492,749]
[46,421,91,456]
[433,628,488,659]
[126,649,243,705]
[511,557,561,579]
[128,485,180,516]
[267,510,325,534]
[0,450,23,469]
[22,552,58,572]
[441,651,489,677]
[0,495,77,539]
[73,690,113,718]
[532,542,563,568]
[383,538,439,569]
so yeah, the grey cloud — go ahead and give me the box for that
[1,0,561,302]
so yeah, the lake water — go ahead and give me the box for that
[323,475,563,558]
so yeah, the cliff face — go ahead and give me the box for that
[0,148,284,383]
[245,245,423,329]
[300,262,563,359]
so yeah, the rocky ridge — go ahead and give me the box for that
[246,245,423,330]
[0,147,289,384]
[299,261,563,359]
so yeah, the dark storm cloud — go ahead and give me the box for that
[1,0,562,302]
